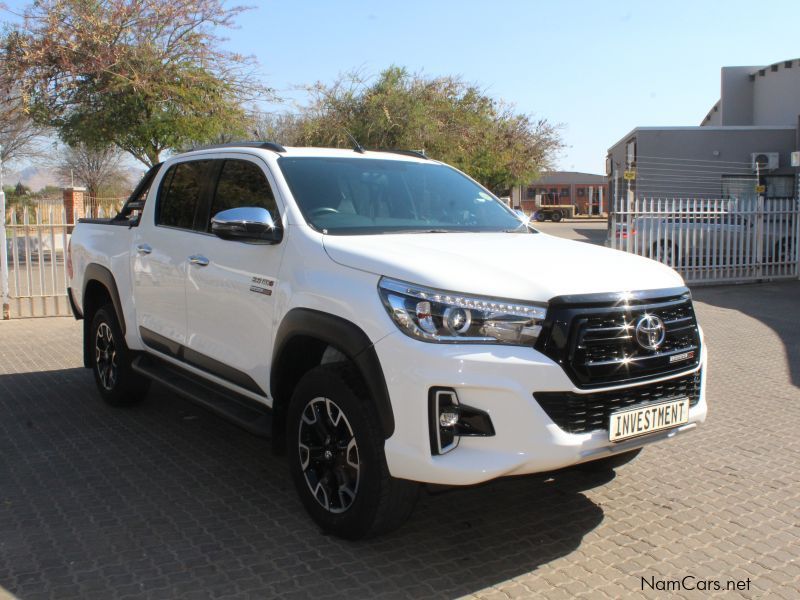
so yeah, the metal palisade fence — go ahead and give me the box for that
[609,196,800,284]
[3,200,74,318]
[1,196,126,318]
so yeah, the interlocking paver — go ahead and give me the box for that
[0,280,799,599]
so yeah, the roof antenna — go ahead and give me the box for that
[344,129,366,154]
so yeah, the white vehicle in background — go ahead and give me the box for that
[613,211,795,267]
[67,142,707,539]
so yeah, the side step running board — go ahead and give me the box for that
[132,355,272,437]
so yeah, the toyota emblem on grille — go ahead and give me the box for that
[634,315,666,350]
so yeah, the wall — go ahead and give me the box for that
[610,127,797,199]
[720,66,756,125]
[752,63,800,126]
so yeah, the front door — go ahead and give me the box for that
[184,156,286,400]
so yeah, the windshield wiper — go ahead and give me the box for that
[502,224,535,233]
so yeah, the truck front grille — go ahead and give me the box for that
[533,371,701,434]
[535,287,701,388]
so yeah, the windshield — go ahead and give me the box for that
[277,157,527,234]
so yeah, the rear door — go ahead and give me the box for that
[132,159,214,350]
[184,156,286,400]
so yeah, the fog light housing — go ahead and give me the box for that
[428,387,495,455]
[439,409,460,428]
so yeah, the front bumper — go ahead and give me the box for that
[376,330,707,486]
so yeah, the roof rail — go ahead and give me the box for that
[370,148,428,160]
[192,141,287,153]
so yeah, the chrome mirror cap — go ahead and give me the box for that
[211,207,282,244]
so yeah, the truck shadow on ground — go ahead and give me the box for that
[691,280,800,389]
[0,368,607,599]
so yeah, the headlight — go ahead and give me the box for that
[378,277,547,344]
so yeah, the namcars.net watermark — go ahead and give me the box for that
[642,575,752,592]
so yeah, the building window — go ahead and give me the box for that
[722,176,757,199]
[766,176,795,198]
[722,175,795,199]
[626,140,636,167]
[560,188,569,196]
[577,187,585,197]
[526,187,536,199]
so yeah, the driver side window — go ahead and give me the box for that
[207,159,278,230]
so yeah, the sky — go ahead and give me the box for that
[4,0,800,175]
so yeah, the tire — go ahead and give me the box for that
[287,364,419,539]
[535,212,546,222]
[90,304,150,406]
[551,210,563,222]
[578,448,642,473]
[774,238,792,263]
[652,241,678,266]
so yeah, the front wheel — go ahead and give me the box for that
[90,305,150,406]
[551,210,563,222]
[287,365,419,539]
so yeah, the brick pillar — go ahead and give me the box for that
[63,187,86,226]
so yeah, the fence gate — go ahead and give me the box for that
[2,200,73,318]
[609,196,800,284]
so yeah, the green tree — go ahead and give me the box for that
[2,0,269,166]
[288,67,562,193]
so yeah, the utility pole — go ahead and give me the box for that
[1,144,9,319]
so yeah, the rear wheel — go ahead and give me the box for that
[551,210,563,222]
[287,364,419,539]
[652,241,678,266]
[90,305,150,406]
[774,238,792,263]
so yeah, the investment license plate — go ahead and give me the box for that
[609,398,689,442]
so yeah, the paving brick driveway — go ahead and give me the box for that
[0,281,798,599]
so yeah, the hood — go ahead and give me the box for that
[322,232,685,302]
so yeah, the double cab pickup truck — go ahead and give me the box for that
[67,142,707,539]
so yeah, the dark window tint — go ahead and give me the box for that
[157,161,212,229]
[208,160,277,228]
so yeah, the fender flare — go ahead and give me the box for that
[271,308,395,439]
[83,264,127,335]
[81,264,127,368]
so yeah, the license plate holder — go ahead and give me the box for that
[609,398,690,442]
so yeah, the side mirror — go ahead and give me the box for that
[211,207,283,244]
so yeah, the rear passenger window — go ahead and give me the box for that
[208,160,278,229]
[157,160,212,229]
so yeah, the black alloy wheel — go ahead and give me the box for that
[90,304,150,405]
[95,321,118,391]
[287,364,419,539]
[298,396,361,514]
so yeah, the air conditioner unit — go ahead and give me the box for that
[751,152,779,171]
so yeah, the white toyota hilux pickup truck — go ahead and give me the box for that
[67,142,707,539]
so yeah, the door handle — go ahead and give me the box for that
[188,254,210,266]
[136,243,152,255]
